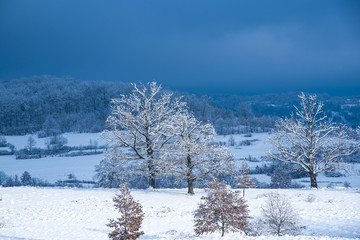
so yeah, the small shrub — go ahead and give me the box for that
[325,171,345,178]
[344,181,351,188]
[261,192,300,236]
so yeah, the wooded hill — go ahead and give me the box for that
[0,76,359,135]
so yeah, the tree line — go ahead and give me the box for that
[0,76,278,135]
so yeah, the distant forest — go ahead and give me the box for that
[0,76,359,135]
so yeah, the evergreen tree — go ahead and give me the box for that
[14,175,21,186]
[236,159,255,197]
[270,167,292,188]
[20,171,32,186]
[107,184,144,240]
[194,179,250,237]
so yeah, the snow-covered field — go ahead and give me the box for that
[0,187,359,240]
[0,132,360,239]
[0,133,106,183]
[1,132,359,188]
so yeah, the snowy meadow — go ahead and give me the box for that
[0,187,359,239]
[0,132,360,239]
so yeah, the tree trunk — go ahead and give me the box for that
[221,218,225,237]
[146,135,156,188]
[186,155,194,194]
[149,174,156,189]
[148,159,156,188]
[187,177,194,195]
[309,171,318,188]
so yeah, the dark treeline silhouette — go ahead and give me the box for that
[211,93,360,128]
[0,76,131,135]
[1,76,359,135]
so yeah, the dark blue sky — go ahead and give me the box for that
[1,0,359,95]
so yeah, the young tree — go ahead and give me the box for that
[14,175,21,186]
[268,93,358,188]
[20,171,32,186]
[160,111,234,194]
[95,148,129,188]
[27,135,36,153]
[102,82,185,188]
[236,159,255,197]
[261,192,300,236]
[270,167,292,189]
[107,184,144,240]
[194,179,250,237]
[0,135,6,146]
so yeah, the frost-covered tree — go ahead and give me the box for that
[270,167,292,189]
[95,153,123,188]
[269,93,358,188]
[107,184,144,240]
[102,82,185,188]
[194,179,250,237]
[20,171,32,186]
[0,135,6,146]
[236,159,255,197]
[46,134,68,152]
[228,135,235,146]
[261,192,300,236]
[13,175,21,186]
[42,116,60,137]
[160,111,233,194]
[0,171,8,186]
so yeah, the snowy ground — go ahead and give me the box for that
[0,133,360,239]
[1,132,359,188]
[0,187,359,240]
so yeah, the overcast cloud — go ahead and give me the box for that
[0,0,359,95]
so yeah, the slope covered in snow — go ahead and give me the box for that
[0,187,359,239]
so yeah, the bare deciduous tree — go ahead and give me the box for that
[27,135,36,153]
[102,82,185,188]
[107,184,144,240]
[194,179,250,237]
[261,192,300,236]
[269,93,358,188]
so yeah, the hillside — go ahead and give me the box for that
[1,77,359,136]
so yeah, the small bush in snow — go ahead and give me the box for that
[194,179,250,237]
[107,184,144,240]
[344,181,351,188]
[261,192,300,236]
